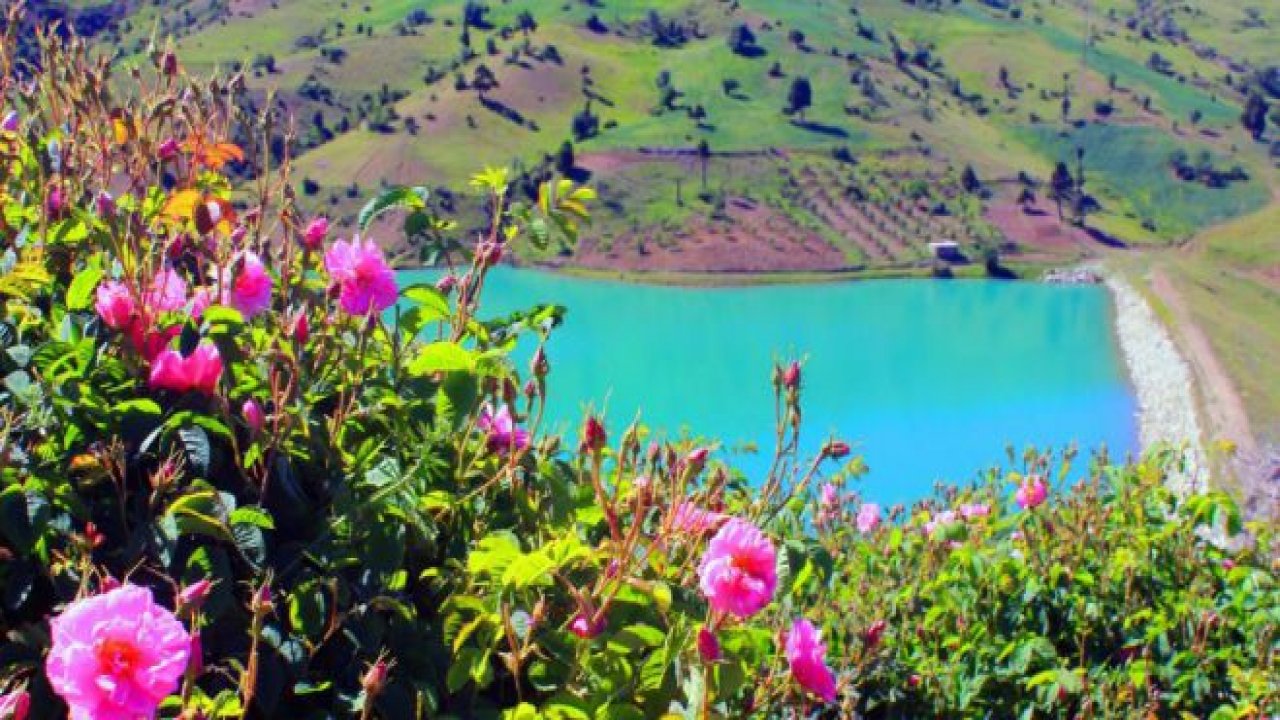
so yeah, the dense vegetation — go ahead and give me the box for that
[0,16,1276,720]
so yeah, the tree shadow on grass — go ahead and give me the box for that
[790,120,848,138]
[1085,225,1127,248]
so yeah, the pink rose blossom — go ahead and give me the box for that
[785,619,838,703]
[0,690,29,720]
[228,252,273,318]
[45,584,191,720]
[148,343,222,396]
[924,510,959,538]
[697,518,777,619]
[1015,476,1048,510]
[856,503,882,534]
[1,110,18,133]
[959,503,990,520]
[145,269,187,313]
[95,281,136,330]
[820,483,839,509]
[477,404,530,455]
[668,502,727,534]
[697,627,721,663]
[324,237,398,316]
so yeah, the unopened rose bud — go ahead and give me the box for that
[824,439,851,459]
[241,399,265,435]
[157,138,180,161]
[161,51,179,77]
[46,186,65,218]
[568,612,605,639]
[99,575,120,593]
[685,446,710,470]
[95,190,116,218]
[697,627,721,663]
[579,415,607,454]
[302,216,328,251]
[252,583,273,614]
[291,311,310,345]
[478,241,503,264]
[362,659,390,698]
[178,579,213,613]
[782,361,801,390]
[84,522,104,549]
[863,619,887,650]
[0,689,30,720]
[435,274,457,295]
[531,346,549,377]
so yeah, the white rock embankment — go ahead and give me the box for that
[1104,275,1207,495]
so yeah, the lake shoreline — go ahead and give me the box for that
[1102,271,1207,495]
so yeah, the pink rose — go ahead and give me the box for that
[697,518,777,619]
[45,584,191,720]
[324,237,398,316]
[1015,476,1048,510]
[149,343,223,396]
[785,618,838,703]
[856,503,882,534]
[476,404,530,455]
[228,251,273,319]
[95,281,136,330]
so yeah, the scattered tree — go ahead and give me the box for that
[1050,161,1074,221]
[727,23,759,56]
[961,164,981,193]
[472,64,499,100]
[1242,93,1269,141]
[786,77,813,121]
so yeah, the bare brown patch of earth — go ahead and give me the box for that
[565,197,848,274]
[984,196,1099,258]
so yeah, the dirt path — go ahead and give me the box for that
[1149,269,1257,456]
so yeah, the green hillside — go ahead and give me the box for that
[34,0,1280,438]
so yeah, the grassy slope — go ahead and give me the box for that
[82,0,1280,436]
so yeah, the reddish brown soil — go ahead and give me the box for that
[567,198,848,273]
[984,198,1097,255]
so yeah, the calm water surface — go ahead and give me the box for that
[399,267,1138,506]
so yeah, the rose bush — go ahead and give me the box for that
[0,14,1275,720]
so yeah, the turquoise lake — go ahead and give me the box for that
[398,267,1139,506]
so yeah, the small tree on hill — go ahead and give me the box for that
[727,23,758,56]
[472,64,498,100]
[1242,93,1269,141]
[697,139,711,191]
[961,164,981,193]
[516,10,537,37]
[1050,161,1074,221]
[786,77,813,121]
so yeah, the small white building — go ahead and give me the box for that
[929,240,963,261]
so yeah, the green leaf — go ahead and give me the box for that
[179,426,211,476]
[408,341,477,375]
[229,506,275,530]
[358,186,429,231]
[67,266,103,310]
[402,285,451,323]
